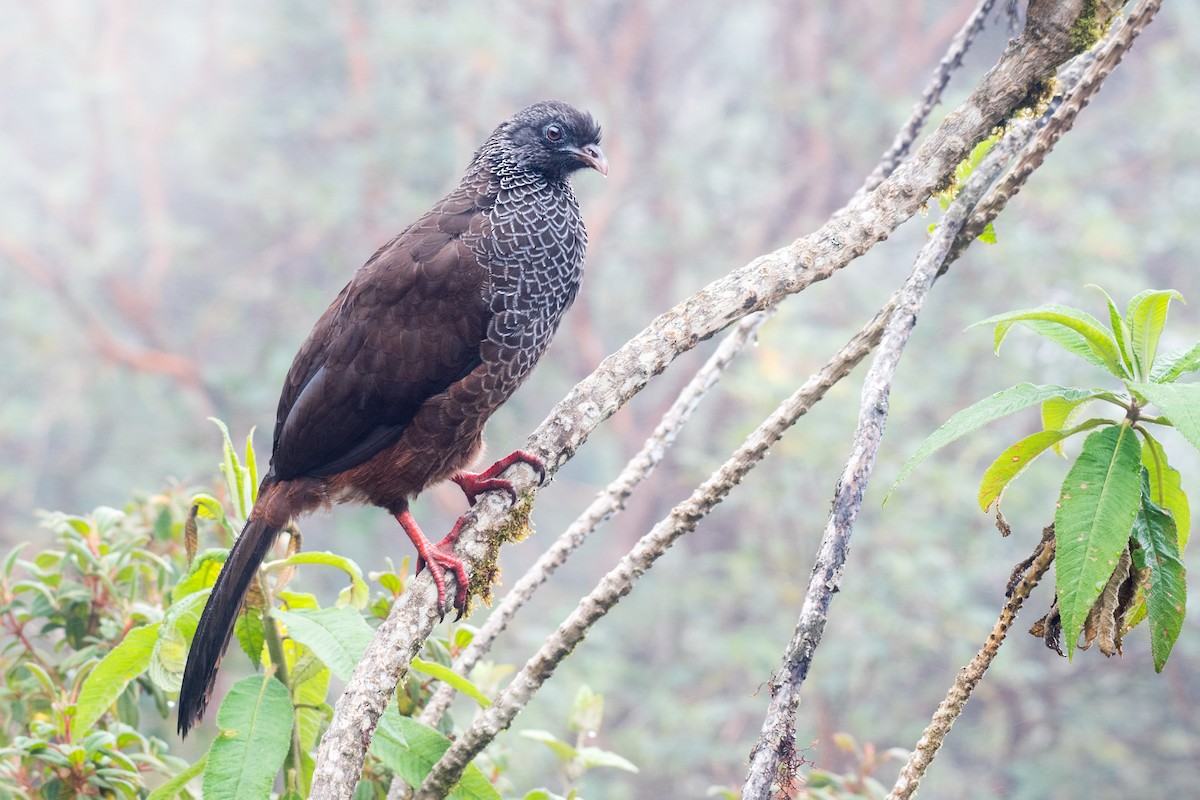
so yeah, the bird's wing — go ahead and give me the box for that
[268,188,492,481]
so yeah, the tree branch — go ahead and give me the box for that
[741,102,1031,800]
[856,0,1000,196]
[886,528,1056,800]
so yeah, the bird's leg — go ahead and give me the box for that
[451,450,546,506]
[394,510,469,620]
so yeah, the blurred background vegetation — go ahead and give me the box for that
[2,1,1198,797]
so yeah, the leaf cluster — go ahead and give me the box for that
[891,287,1197,670]
[0,421,638,799]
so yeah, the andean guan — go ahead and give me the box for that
[177,101,607,737]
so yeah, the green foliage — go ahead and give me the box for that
[202,673,292,800]
[893,287,1196,669]
[0,423,573,797]
[519,685,638,796]
[0,500,194,797]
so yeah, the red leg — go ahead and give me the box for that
[394,510,469,620]
[451,450,546,506]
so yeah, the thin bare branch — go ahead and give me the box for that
[857,0,1000,195]
[887,528,1056,800]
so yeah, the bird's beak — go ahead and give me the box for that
[574,143,609,177]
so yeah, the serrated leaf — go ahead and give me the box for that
[293,665,331,752]
[410,657,492,708]
[146,754,206,800]
[1151,343,1200,383]
[1131,482,1187,672]
[1055,424,1143,658]
[371,704,500,800]
[520,730,579,762]
[233,608,265,669]
[202,674,293,800]
[72,624,160,738]
[1141,432,1191,551]
[978,421,1109,511]
[1089,285,1135,377]
[576,746,639,773]
[1133,382,1200,456]
[1125,289,1184,380]
[268,551,370,610]
[152,590,212,692]
[886,384,1113,502]
[972,305,1126,376]
[272,606,374,682]
[173,549,227,601]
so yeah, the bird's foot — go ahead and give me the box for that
[395,511,469,620]
[452,450,546,506]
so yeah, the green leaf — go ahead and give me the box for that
[1055,424,1143,658]
[410,657,492,708]
[71,624,160,738]
[1133,382,1200,456]
[1141,431,1191,551]
[202,674,293,800]
[1131,481,1187,672]
[243,427,259,505]
[886,384,1114,501]
[234,608,265,669]
[977,421,1109,511]
[371,704,500,800]
[173,549,227,601]
[1125,289,1184,380]
[1151,343,1200,383]
[273,606,374,682]
[576,746,640,773]
[520,730,579,763]
[146,754,206,800]
[152,590,212,692]
[292,665,331,752]
[972,305,1125,376]
[1041,395,1101,456]
[268,551,370,610]
[1088,285,1134,376]
[978,222,997,244]
[568,685,604,735]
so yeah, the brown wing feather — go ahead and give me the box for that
[269,187,492,481]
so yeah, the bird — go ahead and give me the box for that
[177,100,607,737]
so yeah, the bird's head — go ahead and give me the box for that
[487,100,608,183]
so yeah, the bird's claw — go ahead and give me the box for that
[452,450,546,506]
[415,536,470,621]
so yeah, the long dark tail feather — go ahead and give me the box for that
[176,513,281,737]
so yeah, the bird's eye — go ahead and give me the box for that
[544,124,563,142]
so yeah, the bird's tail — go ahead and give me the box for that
[176,505,282,737]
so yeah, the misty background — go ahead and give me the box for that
[2,2,1198,797]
